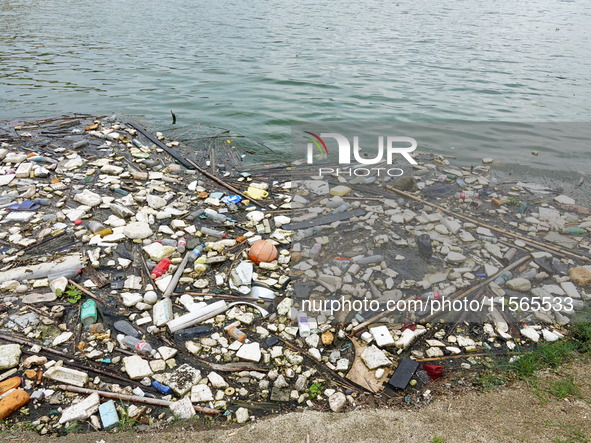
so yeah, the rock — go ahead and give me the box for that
[0,344,22,370]
[49,277,68,294]
[147,194,167,209]
[123,355,154,379]
[191,384,213,402]
[361,345,391,369]
[44,366,88,387]
[157,346,177,361]
[554,195,575,205]
[542,330,561,342]
[328,392,347,412]
[236,342,261,362]
[22,293,57,304]
[482,158,494,164]
[74,190,102,207]
[330,185,351,197]
[276,298,293,316]
[335,358,349,371]
[520,326,540,342]
[52,331,73,346]
[445,251,466,263]
[274,375,289,389]
[121,292,143,307]
[168,364,201,396]
[395,328,426,349]
[568,267,591,286]
[426,347,444,358]
[235,407,250,424]
[309,348,321,360]
[207,372,228,388]
[123,222,153,240]
[505,278,531,292]
[169,397,195,420]
[560,282,582,299]
[321,331,334,346]
[59,393,100,424]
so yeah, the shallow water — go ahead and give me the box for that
[1,0,590,171]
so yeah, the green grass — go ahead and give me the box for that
[475,372,507,391]
[550,423,590,443]
[545,376,581,400]
[474,312,591,393]
[431,437,445,443]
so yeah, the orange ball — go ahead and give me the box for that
[248,240,278,264]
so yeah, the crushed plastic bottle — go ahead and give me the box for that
[118,335,157,356]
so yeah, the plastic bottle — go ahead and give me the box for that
[118,335,157,356]
[150,258,172,279]
[80,299,97,326]
[151,380,172,395]
[88,221,113,238]
[562,227,586,235]
[33,198,51,206]
[227,325,247,342]
[174,325,212,341]
[332,203,350,214]
[162,245,204,298]
[494,271,513,286]
[27,156,57,164]
[204,209,227,223]
[158,239,177,247]
[200,227,226,238]
[417,290,441,301]
[519,268,537,280]
[455,191,479,200]
[502,248,517,264]
[113,320,141,338]
[177,237,187,253]
[186,209,205,221]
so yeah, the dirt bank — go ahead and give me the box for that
[2,359,589,443]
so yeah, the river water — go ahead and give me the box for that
[1,0,590,172]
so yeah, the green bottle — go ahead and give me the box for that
[80,299,97,326]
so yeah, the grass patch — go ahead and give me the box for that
[475,372,507,391]
[474,311,591,391]
[549,423,590,443]
[430,437,445,443]
[545,376,581,400]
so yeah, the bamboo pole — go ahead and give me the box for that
[384,185,591,263]
[57,385,220,415]
[67,279,106,305]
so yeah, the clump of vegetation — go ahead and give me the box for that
[307,382,324,399]
[55,285,83,304]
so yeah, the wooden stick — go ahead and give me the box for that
[414,352,520,362]
[67,279,105,305]
[57,384,220,415]
[384,185,591,263]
